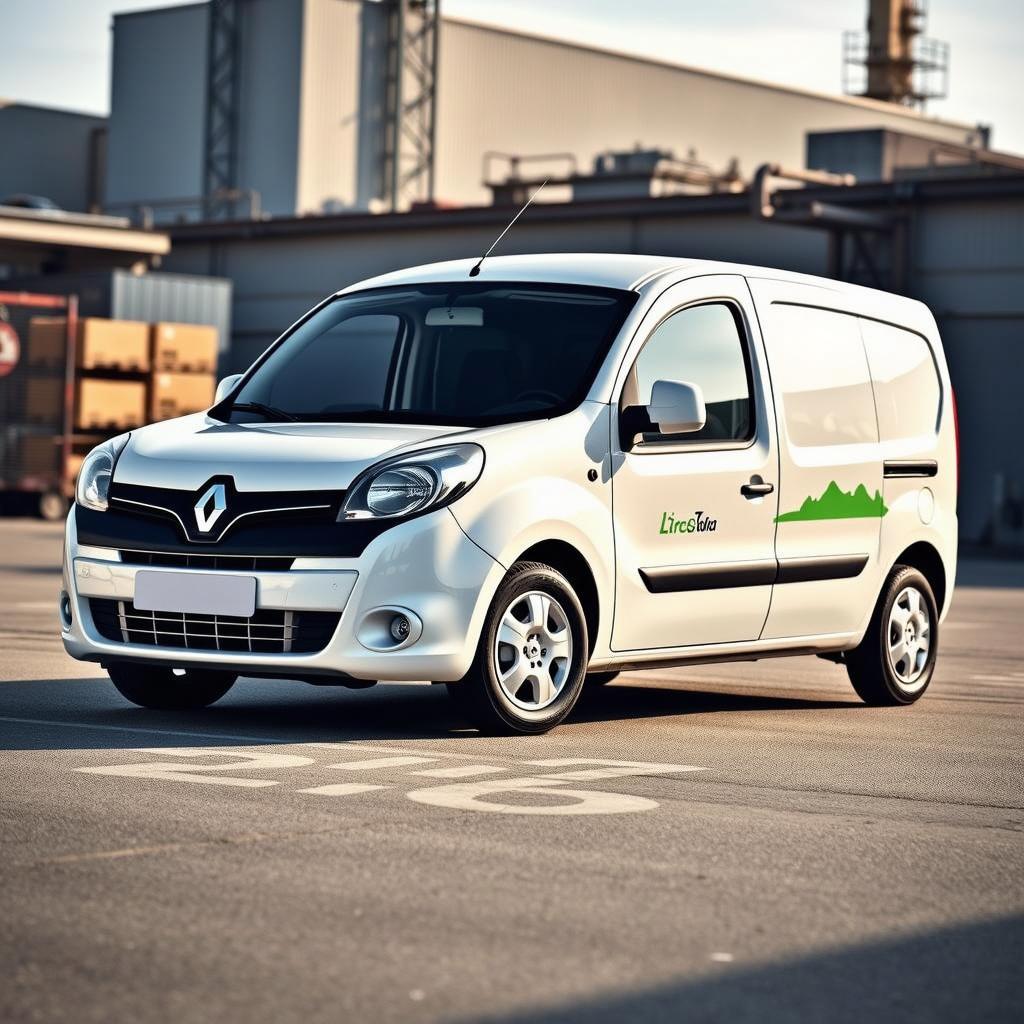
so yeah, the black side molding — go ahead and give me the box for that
[640,559,778,593]
[883,460,938,478]
[639,553,868,593]
[775,553,869,584]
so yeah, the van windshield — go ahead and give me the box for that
[215,282,637,426]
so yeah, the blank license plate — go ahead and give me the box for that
[133,571,257,617]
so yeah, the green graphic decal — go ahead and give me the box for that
[775,481,888,523]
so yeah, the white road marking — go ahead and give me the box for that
[410,764,508,778]
[525,758,706,781]
[710,952,734,963]
[75,748,315,788]
[406,777,660,816]
[327,755,439,771]
[299,783,388,796]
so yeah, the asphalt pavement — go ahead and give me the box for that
[1,520,1022,1023]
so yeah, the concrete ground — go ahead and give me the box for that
[1,521,1021,1024]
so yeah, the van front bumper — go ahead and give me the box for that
[61,504,505,682]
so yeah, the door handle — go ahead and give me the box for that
[741,478,774,498]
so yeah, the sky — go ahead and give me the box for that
[2,0,1022,153]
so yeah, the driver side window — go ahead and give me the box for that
[625,302,753,444]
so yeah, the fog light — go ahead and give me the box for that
[389,614,411,643]
[59,590,73,629]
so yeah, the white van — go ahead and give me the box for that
[61,255,957,734]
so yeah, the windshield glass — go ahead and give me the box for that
[216,282,637,426]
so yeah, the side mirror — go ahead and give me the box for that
[647,379,707,435]
[214,373,243,405]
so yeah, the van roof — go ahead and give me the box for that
[340,253,912,305]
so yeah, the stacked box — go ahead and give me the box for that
[147,323,218,422]
[78,379,147,431]
[151,323,217,373]
[29,317,150,371]
[149,373,215,422]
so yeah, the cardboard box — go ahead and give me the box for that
[79,318,150,372]
[149,372,215,422]
[28,317,150,372]
[77,379,146,431]
[27,318,67,370]
[25,377,64,423]
[151,322,218,374]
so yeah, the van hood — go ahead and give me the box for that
[114,414,469,492]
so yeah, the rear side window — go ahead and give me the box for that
[766,304,877,447]
[860,320,941,440]
[628,303,753,443]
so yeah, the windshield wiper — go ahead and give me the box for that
[227,401,297,422]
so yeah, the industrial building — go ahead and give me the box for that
[104,0,993,219]
[0,102,106,213]
[0,0,1021,549]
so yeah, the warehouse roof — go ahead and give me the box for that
[0,204,170,266]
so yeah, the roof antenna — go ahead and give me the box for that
[469,178,549,277]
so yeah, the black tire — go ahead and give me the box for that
[587,671,620,686]
[446,561,589,735]
[38,490,68,522]
[846,565,938,706]
[108,662,237,710]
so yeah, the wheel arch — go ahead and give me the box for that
[893,540,947,614]
[516,540,600,656]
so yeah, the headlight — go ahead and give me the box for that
[75,434,130,512]
[341,444,484,520]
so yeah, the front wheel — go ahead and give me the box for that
[108,663,237,710]
[846,565,938,706]
[446,561,588,734]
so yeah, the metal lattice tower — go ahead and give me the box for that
[842,0,948,110]
[382,0,440,211]
[203,0,242,220]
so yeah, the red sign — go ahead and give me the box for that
[0,321,19,377]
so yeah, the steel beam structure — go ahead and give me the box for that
[382,0,440,211]
[203,0,242,220]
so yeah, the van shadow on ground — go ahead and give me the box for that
[0,674,858,752]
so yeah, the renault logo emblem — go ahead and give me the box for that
[194,482,227,533]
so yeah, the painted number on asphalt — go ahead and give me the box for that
[76,747,316,788]
[75,750,705,815]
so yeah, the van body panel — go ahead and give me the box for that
[446,403,619,657]
[749,280,887,640]
[607,276,779,651]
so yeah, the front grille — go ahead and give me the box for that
[90,599,339,654]
[119,550,294,571]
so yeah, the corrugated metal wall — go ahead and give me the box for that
[297,0,363,213]
[106,4,209,211]
[237,0,305,217]
[912,199,1024,543]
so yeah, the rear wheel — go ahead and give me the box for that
[846,565,938,706]
[108,663,236,710]
[446,561,588,734]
